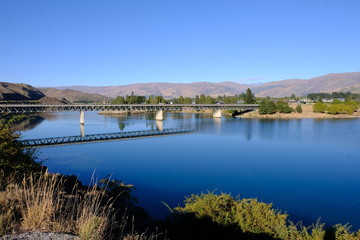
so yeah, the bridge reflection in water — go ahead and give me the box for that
[20,128,193,148]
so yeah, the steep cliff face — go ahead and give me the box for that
[0,82,45,100]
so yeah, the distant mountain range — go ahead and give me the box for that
[1,72,360,102]
[55,72,360,98]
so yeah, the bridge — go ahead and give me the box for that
[20,128,193,148]
[0,103,258,123]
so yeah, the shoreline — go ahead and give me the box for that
[238,104,360,119]
[97,105,360,119]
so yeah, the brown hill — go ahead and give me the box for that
[56,82,251,98]
[40,88,111,103]
[0,82,45,100]
[252,72,360,97]
[55,72,360,98]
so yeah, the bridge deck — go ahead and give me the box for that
[20,128,193,147]
[0,104,258,113]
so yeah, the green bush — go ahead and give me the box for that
[345,101,359,112]
[0,119,42,183]
[326,104,354,115]
[296,104,303,113]
[175,192,288,238]
[259,99,277,115]
[276,100,293,113]
[313,102,327,113]
[172,192,360,240]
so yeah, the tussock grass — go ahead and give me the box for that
[0,171,165,240]
[0,171,114,239]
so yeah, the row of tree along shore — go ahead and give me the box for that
[110,89,360,117]
[1,117,360,239]
[111,89,360,105]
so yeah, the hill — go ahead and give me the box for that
[40,88,112,103]
[0,82,111,103]
[55,72,360,98]
[0,82,45,100]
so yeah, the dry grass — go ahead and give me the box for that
[0,171,114,239]
[0,171,165,240]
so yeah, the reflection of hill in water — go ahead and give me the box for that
[10,113,58,132]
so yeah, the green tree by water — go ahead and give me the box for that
[111,96,126,104]
[296,104,303,113]
[276,100,293,113]
[258,98,277,114]
[242,88,256,104]
[313,102,327,113]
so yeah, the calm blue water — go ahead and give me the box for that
[19,112,360,229]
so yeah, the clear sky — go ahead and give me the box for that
[1,0,359,87]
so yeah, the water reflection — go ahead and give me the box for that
[10,113,58,132]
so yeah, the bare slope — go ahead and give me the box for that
[40,88,112,103]
[56,82,250,98]
[0,82,45,100]
[253,72,360,97]
[54,72,360,98]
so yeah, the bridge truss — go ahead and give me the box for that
[20,128,193,147]
[0,104,258,113]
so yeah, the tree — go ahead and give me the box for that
[295,104,302,113]
[313,102,327,113]
[195,95,200,104]
[258,98,277,114]
[243,88,256,104]
[111,96,126,104]
[276,100,293,113]
[0,118,42,181]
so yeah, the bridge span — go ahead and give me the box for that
[20,128,193,148]
[0,103,258,123]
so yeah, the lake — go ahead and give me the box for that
[18,111,360,229]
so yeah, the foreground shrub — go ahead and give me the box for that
[174,192,288,238]
[169,192,360,240]
[0,119,42,183]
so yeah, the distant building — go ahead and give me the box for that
[299,98,313,103]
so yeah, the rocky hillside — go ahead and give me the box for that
[0,82,45,100]
[55,72,360,98]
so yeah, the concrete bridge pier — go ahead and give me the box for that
[156,110,164,121]
[156,120,163,131]
[213,110,222,118]
[80,110,85,125]
[80,124,85,137]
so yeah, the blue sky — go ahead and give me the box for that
[1,0,359,87]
